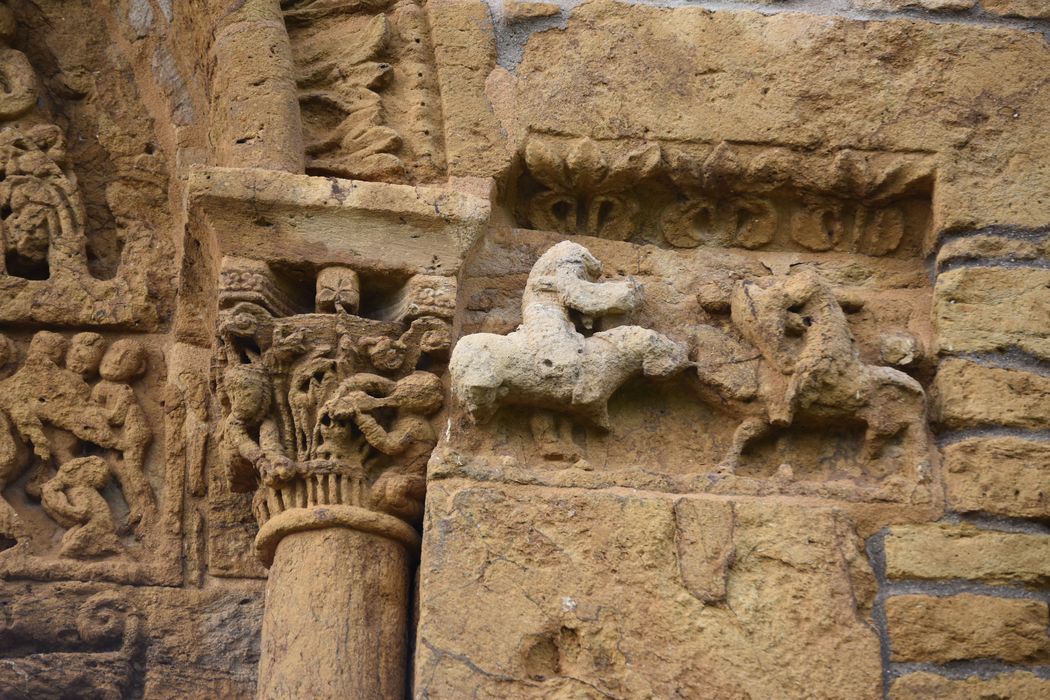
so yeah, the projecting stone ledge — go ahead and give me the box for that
[188,166,491,274]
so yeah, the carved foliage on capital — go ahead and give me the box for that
[214,256,453,535]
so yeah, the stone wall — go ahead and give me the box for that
[0,0,1047,697]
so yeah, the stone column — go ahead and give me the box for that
[255,503,419,699]
[210,0,303,172]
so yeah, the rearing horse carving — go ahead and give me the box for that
[693,270,926,474]
[450,241,688,460]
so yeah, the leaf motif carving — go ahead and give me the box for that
[565,138,607,192]
[601,142,661,192]
[524,139,569,191]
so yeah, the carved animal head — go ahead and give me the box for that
[360,335,406,372]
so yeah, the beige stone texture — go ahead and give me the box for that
[937,234,1050,268]
[416,481,882,698]
[944,437,1050,518]
[428,0,509,178]
[931,360,1050,431]
[505,1,563,19]
[935,267,1050,359]
[983,0,1050,18]
[891,671,1050,700]
[885,523,1050,586]
[886,593,1050,663]
[857,0,976,8]
[499,1,1050,232]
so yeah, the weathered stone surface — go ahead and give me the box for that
[935,267,1050,359]
[944,437,1050,518]
[891,671,1050,700]
[504,1,562,20]
[506,1,1050,231]
[854,0,976,10]
[416,481,881,698]
[937,233,1050,269]
[886,593,1050,663]
[931,360,1050,431]
[983,0,1050,18]
[428,0,509,177]
[885,523,1050,586]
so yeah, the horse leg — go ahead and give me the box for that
[530,410,580,462]
[718,417,771,475]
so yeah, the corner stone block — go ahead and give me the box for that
[891,671,1050,700]
[934,267,1050,360]
[416,481,881,698]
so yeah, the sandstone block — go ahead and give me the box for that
[416,481,881,698]
[931,360,1050,431]
[854,0,975,11]
[983,0,1050,18]
[945,437,1050,518]
[891,671,1050,699]
[886,593,1050,663]
[504,1,561,20]
[937,234,1049,269]
[935,267,1050,359]
[885,523,1050,586]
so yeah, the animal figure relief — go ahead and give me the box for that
[450,241,689,461]
[693,270,926,474]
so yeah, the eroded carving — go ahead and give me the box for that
[515,137,934,256]
[0,331,172,583]
[693,270,927,474]
[285,0,445,182]
[450,241,689,461]
[214,257,452,530]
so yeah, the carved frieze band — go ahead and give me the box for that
[514,136,935,256]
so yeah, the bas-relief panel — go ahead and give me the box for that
[0,0,175,328]
[0,0,182,587]
[446,138,936,506]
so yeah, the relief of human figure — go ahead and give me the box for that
[221,363,294,491]
[40,456,123,559]
[693,269,926,474]
[319,371,443,524]
[89,340,155,527]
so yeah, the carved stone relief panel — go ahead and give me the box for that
[0,332,182,585]
[208,255,453,572]
[511,137,934,256]
[0,0,175,328]
[283,0,446,182]
[444,228,934,507]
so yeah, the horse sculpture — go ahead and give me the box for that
[693,270,926,474]
[450,241,688,459]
